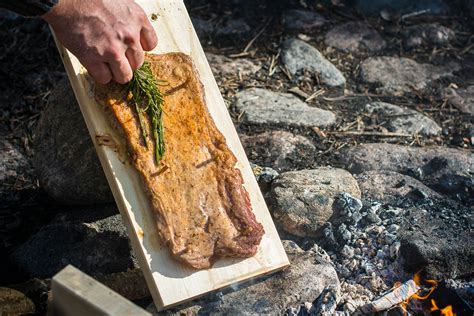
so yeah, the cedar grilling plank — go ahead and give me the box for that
[95,53,264,269]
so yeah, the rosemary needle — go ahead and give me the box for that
[127,61,165,164]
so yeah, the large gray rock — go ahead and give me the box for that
[365,102,441,136]
[360,57,459,95]
[356,170,442,204]
[340,143,472,198]
[241,130,316,172]
[270,168,361,237]
[33,79,112,205]
[156,242,340,315]
[281,39,346,87]
[10,206,136,278]
[402,23,455,49]
[283,9,326,32]
[443,85,474,115]
[325,22,386,53]
[399,204,473,279]
[234,88,336,128]
[206,53,261,77]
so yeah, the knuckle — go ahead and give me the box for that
[137,9,147,22]
[124,35,139,47]
[105,49,122,62]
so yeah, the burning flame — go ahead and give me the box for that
[397,272,456,316]
[431,299,455,316]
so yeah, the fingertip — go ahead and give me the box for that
[109,57,134,84]
[140,26,158,51]
[126,47,145,70]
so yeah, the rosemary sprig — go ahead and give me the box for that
[127,62,165,164]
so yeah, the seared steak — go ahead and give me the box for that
[95,53,264,269]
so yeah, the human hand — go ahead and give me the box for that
[43,0,158,84]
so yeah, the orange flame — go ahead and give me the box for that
[431,299,456,316]
[395,272,456,316]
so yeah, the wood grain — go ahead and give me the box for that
[51,0,289,310]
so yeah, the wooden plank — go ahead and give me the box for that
[51,265,150,316]
[51,0,289,310]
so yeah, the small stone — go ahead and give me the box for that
[390,241,401,258]
[281,38,346,87]
[385,233,398,245]
[251,164,279,194]
[372,226,384,235]
[338,224,352,241]
[241,130,317,172]
[283,9,326,32]
[365,102,441,136]
[366,202,382,214]
[334,193,363,225]
[365,213,382,225]
[351,211,363,225]
[360,56,459,95]
[235,88,336,128]
[387,224,400,233]
[402,23,455,49]
[322,224,339,250]
[335,192,363,212]
[362,261,376,274]
[443,85,474,115]
[341,245,355,258]
[384,208,402,218]
[271,168,361,237]
[376,249,385,259]
[325,22,385,53]
[343,300,357,314]
[206,53,261,77]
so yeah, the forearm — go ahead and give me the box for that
[0,0,58,17]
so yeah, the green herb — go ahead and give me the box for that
[127,62,165,164]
